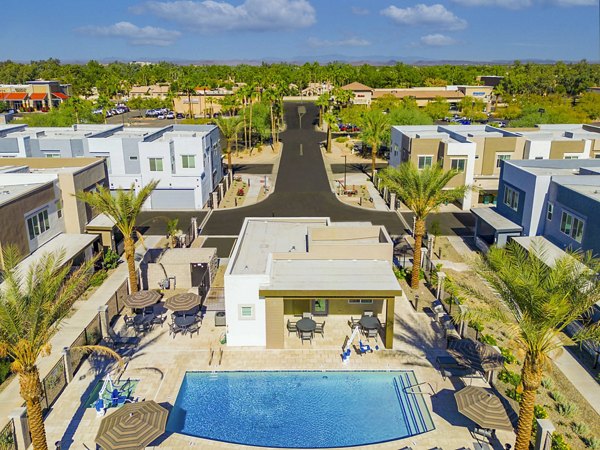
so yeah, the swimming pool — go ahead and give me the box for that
[167,371,435,448]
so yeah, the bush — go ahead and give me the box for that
[541,377,555,390]
[480,334,498,346]
[506,387,523,402]
[469,321,484,333]
[551,433,571,450]
[498,369,521,387]
[499,346,517,365]
[571,422,589,438]
[556,401,577,418]
[89,270,108,287]
[335,136,349,143]
[550,391,566,404]
[102,248,120,270]
[534,404,549,419]
[584,437,600,450]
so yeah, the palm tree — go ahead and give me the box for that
[459,242,600,450]
[0,247,120,450]
[323,112,338,153]
[379,163,467,289]
[315,92,330,128]
[76,181,159,293]
[214,116,242,174]
[359,109,390,178]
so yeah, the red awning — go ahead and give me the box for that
[52,92,68,100]
[2,92,27,101]
[29,93,47,100]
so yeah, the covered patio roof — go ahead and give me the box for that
[471,207,522,233]
[259,259,402,297]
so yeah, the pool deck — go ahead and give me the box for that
[43,292,516,450]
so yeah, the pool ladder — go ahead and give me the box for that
[208,347,223,367]
[404,381,436,397]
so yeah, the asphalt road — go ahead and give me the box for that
[200,102,404,237]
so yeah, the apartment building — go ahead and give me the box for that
[0,80,71,111]
[173,87,233,118]
[389,124,600,210]
[128,84,170,100]
[471,159,600,256]
[0,157,106,269]
[0,124,223,210]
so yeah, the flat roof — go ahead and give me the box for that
[507,159,600,177]
[309,226,382,245]
[259,259,402,297]
[230,218,328,275]
[86,213,116,229]
[158,247,216,265]
[11,233,99,281]
[471,207,523,232]
[560,183,600,202]
[0,182,48,207]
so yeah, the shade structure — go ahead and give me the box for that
[123,290,162,309]
[455,386,515,431]
[96,400,168,450]
[165,292,201,312]
[447,338,504,372]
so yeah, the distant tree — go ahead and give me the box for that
[576,92,600,120]
[424,97,450,120]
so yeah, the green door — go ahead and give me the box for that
[312,299,328,316]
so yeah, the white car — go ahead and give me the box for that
[157,114,166,120]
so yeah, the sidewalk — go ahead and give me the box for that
[554,349,600,416]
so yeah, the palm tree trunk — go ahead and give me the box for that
[19,368,48,450]
[270,104,276,151]
[411,219,426,289]
[371,140,377,179]
[514,358,543,450]
[124,236,138,293]
[249,104,254,151]
[327,125,331,153]
[187,92,193,119]
[227,143,233,174]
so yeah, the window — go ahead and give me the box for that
[546,202,553,221]
[239,305,255,320]
[129,156,138,161]
[181,155,196,169]
[560,211,584,243]
[496,154,511,168]
[450,159,466,172]
[535,156,544,160]
[564,155,578,160]
[595,154,600,159]
[149,158,163,172]
[26,209,50,240]
[418,155,433,169]
[503,186,519,211]
[45,153,60,158]
[348,299,373,304]
[56,200,63,219]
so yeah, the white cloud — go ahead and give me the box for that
[133,0,316,31]
[77,21,181,46]
[351,6,370,15]
[381,4,467,30]
[451,0,593,8]
[307,37,371,48]
[420,33,457,46]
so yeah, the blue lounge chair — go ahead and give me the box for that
[111,389,129,407]
[95,398,105,417]
[358,340,372,354]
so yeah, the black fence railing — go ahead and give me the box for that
[0,419,17,450]
[41,359,67,415]
[69,316,102,377]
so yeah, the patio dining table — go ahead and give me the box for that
[359,316,381,330]
[174,315,196,332]
[296,318,316,333]
[134,314,155,326]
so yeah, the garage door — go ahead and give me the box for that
[150,189,195,210]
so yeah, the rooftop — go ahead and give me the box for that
[471,207,523,232]
[506,159,600,177]
[0,182,49,207]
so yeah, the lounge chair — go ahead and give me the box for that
[111,389,129,407]
[315,321,325,337]
[358,340,372,354]
[473,427,495,440]
[300,331,312,344]
[287,320,298,336]
[95,398,106,417]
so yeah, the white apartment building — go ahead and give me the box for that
[0,124,223,210]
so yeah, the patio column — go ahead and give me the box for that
[384,297,395,349]
[62,347,74,384]
[98,305,110,339]
[436,271,446,300]
[389,192,396,210]
[265,297,284,349]
[8,408,31,450]
[218,183,224,201]
[535,419,555,450]
[211,191,219,209]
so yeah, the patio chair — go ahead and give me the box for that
[143,306,154,316]
[123,315,135,329]
[315,321,325,338]
[169,321,183,338]
[133,322,150,335]
[300,331,313,344]
[362,310,374,317]
[366,328,379,340]
[287,319,298,336]
[110,389,130,407]
[95,398,106,417]
[348,317,360,329]
[473,427,495,440]
[302,312,313,319]
[358,340,372,354]
[151,314,167,327]
[187,322,200,338]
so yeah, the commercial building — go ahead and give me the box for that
[389,124,600,210]
[0,157,106,270]
[0,80,71,111]
[224,218,401,349]
[0,123,223,210]
[471,159,600,255]
[340,82,494,108]
[128,84,170,100]
[173,87,233,118]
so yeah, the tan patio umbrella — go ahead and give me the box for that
[455,386,515,431]
[95,400,169,450]
[447,338,504,373]
[165,292,201,312]
[123,290,162,309]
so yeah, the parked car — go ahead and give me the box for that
[157,114,166,120]
[166,112,175,119]
[176,112,184,119]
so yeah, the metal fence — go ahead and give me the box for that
[106,280,128,325]
[69,315,102,377]
[0,419,17,450]
[41,358,67,415]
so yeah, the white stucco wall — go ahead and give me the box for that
[223,274,269,346]
[523,140,551,160]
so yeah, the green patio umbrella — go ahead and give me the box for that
[455,386,515,431]
[95,400,169,450]
[123,290,162,309]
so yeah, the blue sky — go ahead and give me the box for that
[3,0,599,62]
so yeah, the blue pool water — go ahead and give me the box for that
[167,371,435,448]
